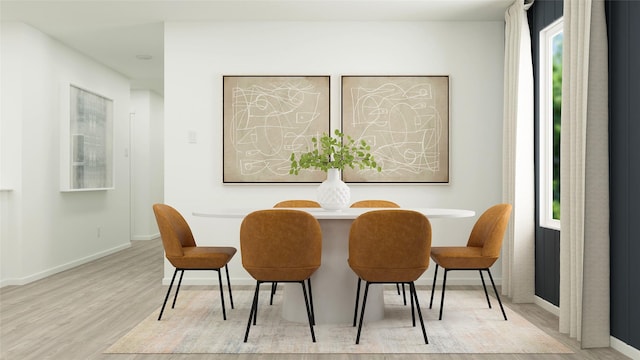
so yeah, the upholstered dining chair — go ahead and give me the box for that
[350,199,400,208]
[428,203,512,321]
[274,199,321,208]
[152,203,236,321]
[350,199,408,305]
[269,200,321,305]
[240,209,322,342]
[348,209,432,344]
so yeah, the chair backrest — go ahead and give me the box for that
[240,209,322,281]
[350,200,400,208]
[274,200,321,208]
[466,203,513,258]
[152,204,196,263]
[349,210,431,282]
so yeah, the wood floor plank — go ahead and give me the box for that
[0,239,630,359]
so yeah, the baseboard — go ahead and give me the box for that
[420,277,498,286]
[0,242,131,288]
[611,336,640,360]
[163,276,501,287]
[131,233,160,241]
[534,295,559,316]
[162,277,257,286]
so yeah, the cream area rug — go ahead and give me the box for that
[106,289,572,354]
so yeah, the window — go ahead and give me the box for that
[539,18,562,230]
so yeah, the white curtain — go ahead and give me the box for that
[501,0,535,304]
[559,0,610,348]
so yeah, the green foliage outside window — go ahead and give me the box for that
[552,33,563,220]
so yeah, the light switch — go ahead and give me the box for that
[188,130,197,144]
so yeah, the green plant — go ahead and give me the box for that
[289,129,382,175]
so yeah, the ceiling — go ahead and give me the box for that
[1,0,512,95]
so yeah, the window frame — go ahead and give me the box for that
[538,17,563,231]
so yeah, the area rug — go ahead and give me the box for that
[106,289,572,354]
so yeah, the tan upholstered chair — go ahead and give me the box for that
[429,203,512,320]
[240,209,322,342]
[350,200,400,208]
[348,210,432,344]
[269,200,321,304]
[152,203,236,321]
[274,199,321,208]
[350,199,408,304]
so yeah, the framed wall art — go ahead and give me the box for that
[341,75,449,183]
[61,84,114,191]
[223,76,330,183]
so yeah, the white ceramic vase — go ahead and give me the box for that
[317,168,350,211]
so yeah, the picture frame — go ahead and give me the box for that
[223,76,330,183]
[341,75,449,183]
[61,84,114,191]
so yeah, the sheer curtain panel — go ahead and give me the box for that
[501,0,535,304]
[559,0,610,348]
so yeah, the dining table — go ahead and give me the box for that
[193,207,475,324]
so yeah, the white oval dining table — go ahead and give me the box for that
[193,207,475,324]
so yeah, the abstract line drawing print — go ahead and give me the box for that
[223,76,330,183]
[342,76,449,183]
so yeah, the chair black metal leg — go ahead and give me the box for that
[225,264,234,309]
[244,282,261,342]
[429,264,439,309]
[172,269,185,309]
[402,283,407,305]
[301,281,316,342]
[217,269,227,320]
[353,278,362,327]
[409,282,415,327]
[438,269,448,320]
[253,282,260,325]
[355,281,370,344]
[307,278,315,325]
[486,269,507,320]
[479,269,492,309]
[396,283,401,295]
[410,282,429,344]
[270,282,276,305]
[158,268,178,320]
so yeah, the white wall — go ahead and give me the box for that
[0,21,24,282]
[0,22,132,286]
[164,21,505,285]
[130,90,164,241]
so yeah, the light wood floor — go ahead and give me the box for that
[0,239,630,360]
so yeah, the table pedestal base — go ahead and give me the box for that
[282,218,384,324]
